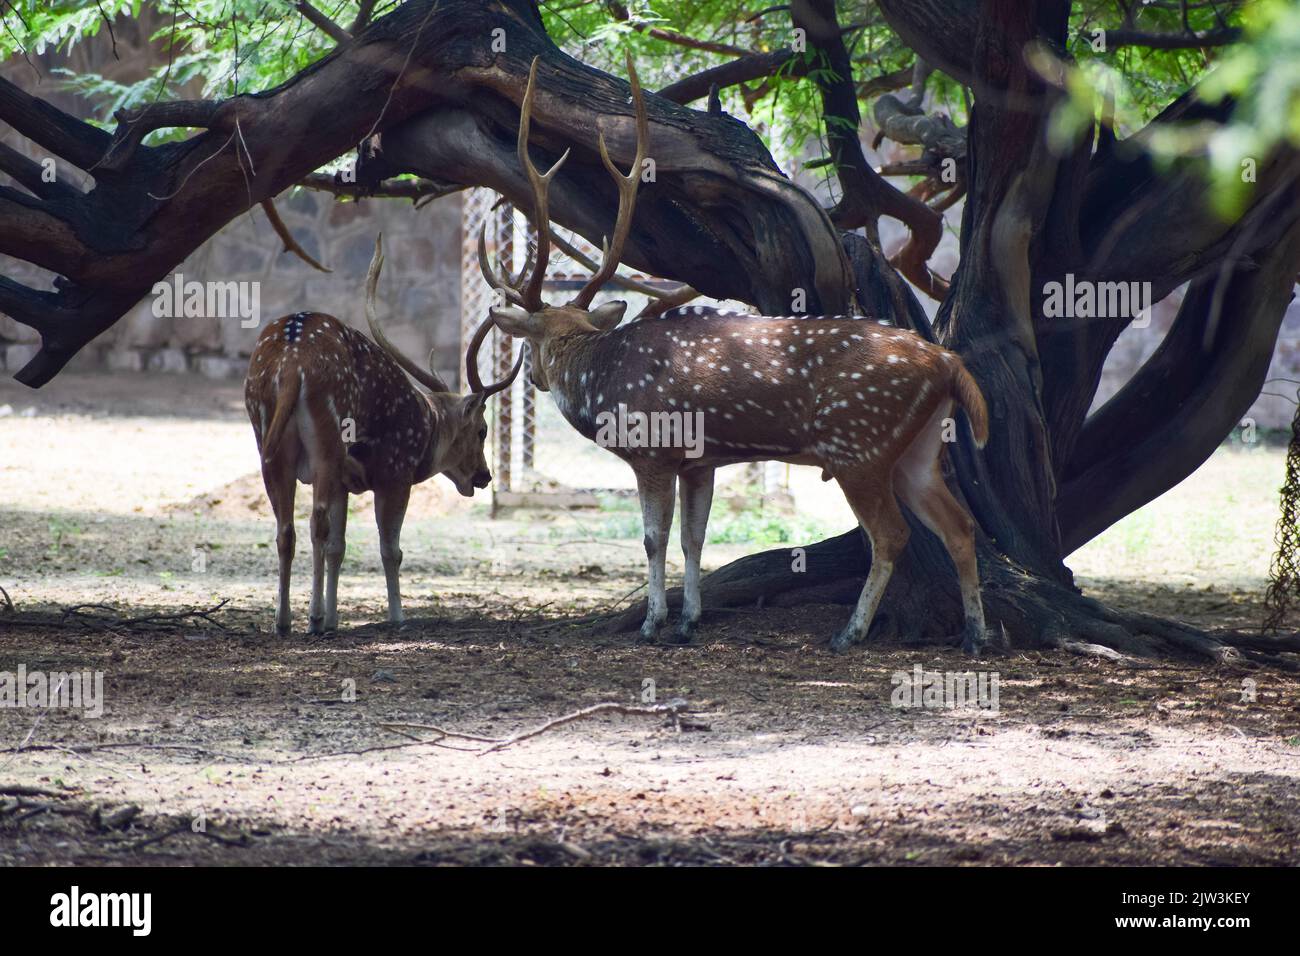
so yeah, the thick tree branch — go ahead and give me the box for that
[656,49,797,105]
[1098,26,1242,50]
[875,0,977,86]
[1081,125,1285,288]
[872,93,964,158]
[0,277,59,336]
[790,0,948,300]
[604,2,748,56]
[350,0,379,34]
[655,50,911,108]
[374,87,852,314]
[1039,98,1300,475]
[294,1,352,44]
[0,141,79,200]
[0,75,112,170]
[297,170,463,203]
[1058,208,1300,552]
[96,99,224,172]
[0,186,92,279]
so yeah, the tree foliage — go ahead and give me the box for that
[3,1,1280,200]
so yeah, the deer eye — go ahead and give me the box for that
[479,427,487,441]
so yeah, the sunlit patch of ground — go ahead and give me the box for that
[1069,441,1288,632]
[1,372,1297,865]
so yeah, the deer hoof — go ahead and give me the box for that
[669,619,696,644]
[637,620,661,644]
[276,622,291,638]
[307,616,325,636]
[960,623,986,657]
[829,626,858,654]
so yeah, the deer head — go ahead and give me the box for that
[480,53,660,391]
[365,235,521,496]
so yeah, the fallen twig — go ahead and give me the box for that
[3,742,245,761]
[111,599,232,630]
[377,722,500,744]
[374,699,704,757]
[6,599,234,633]
[479,699,696,755]
[290,738,479,761]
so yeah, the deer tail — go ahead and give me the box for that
[949,357,988,448]
[262,373,300,461]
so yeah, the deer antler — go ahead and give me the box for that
[476,225,536,307]
[570,50,649,310]
[474,55,568,312]
[479,52,693,320]
[515,56,571,311]
[464,313,524,396]
[364,234,451,393]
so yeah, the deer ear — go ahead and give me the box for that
[426,349,446,389]
[490,304,542,338]
[588,300,626,331]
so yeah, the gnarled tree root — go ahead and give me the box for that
[600,528,1300,669]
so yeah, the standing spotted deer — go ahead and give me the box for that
[245,236,520,635]
[482,56,990,653]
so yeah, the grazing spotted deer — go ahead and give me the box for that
[245,235,520,635]
[482,55,990,653]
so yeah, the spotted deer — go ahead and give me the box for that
[482,55,990,653]
[245,236,520,635]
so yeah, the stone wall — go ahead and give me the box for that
[0,194,465,381]
[0,189,464,383]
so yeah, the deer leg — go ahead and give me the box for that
[895,461,986,655]
[260,452,298,637]
[634,466,677,642]
[373,484,411,625]
[307,474,342,635]
[675,466,715,643]
[831,475,910,653]
[322,488,348,632]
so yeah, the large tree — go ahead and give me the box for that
[2,0,1298,663]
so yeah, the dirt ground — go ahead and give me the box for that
[1,372,1298,866]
